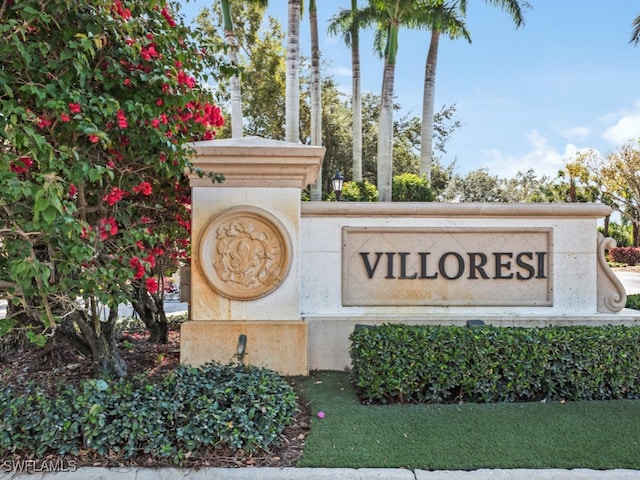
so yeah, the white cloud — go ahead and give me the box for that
[561,126,590,141]
[482,130,589,179]
[602,112,640,145]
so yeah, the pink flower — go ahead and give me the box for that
[68,103,81,114]
[88,134,100,143]
[60,113,71,122]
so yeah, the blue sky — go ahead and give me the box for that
[180,1,640,179]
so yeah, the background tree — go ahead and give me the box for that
[580,142,640,246]
[197,3,285,139]
[0,0,223,376]
[328,1,365,182]
[417,1,470,181]
[444,168,508,202]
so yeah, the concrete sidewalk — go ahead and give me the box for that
[2,467,640,479]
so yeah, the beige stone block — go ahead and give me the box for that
[180,320,308,376]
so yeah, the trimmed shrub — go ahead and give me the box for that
[627,294,640,310]
[609,247,640,266]
[392,173,434,202]
[0,363,297,462]
[341,180,379,202]
[350,324,640,404]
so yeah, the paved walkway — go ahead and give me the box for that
[2,467,640,479]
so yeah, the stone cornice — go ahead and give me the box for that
[187,137,325,189]
[302,202,612,218]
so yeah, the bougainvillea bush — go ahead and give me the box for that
[0,0,224,376]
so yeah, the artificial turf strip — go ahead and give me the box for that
[295,371,640,470]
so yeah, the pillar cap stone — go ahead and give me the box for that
[187,136,325,189]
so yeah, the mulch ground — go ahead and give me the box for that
[0,328,311,468]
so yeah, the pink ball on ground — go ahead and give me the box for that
[317,411,325,419]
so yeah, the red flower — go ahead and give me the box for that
[88,134,100,143]
[98,217,118,240]
[112,0,131,20]
[68,103,81,114]
[161,7,177,27]
[60,113,71,122]
[10,156,34,174]
[141,44,159,61]
[103,187,126,206]
[38,115,52,129]
[177,71,195,88]
[145,277,159,294]
[116,109,128,128]
[124,78,132,86]
[68,184,78,197]
[129,257,146,280]
[133,181,152,196]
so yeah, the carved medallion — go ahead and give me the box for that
[199,206,292,300]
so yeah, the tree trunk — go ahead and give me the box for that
[131,288,169,344]
[419,29,439,181]
[58,308,127,378]
[351,0,362,182]
[221,0,243,138]
[377,61,396,202]
[285,0,301,143]
[309,0,323,200]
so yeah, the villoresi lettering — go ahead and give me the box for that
[359,251,547,280]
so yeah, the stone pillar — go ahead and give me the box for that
[180,137,324,376]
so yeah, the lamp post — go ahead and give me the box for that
[331,171,345,201]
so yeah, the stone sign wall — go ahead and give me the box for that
[180,138,637,376]
[342,227,552,306]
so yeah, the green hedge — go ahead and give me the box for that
[350,324,640,404]
[0,362,297,462]
[627,294,640,310]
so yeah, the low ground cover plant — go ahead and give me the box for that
[0,362,298,463]
[350,324,640,404]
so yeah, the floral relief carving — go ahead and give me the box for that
[199,207,292,300]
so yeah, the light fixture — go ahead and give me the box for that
[331,171,345,201]
[237,334,247,363]
[466,320,485,328]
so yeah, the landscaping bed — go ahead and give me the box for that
[0,327,310,468]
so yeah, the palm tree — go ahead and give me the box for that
[417,1,469,181]
[309,0,324,200]
[631,14,640,45]
[285,0,302,143]
[419,0,527,181]
[370,0,421,201]
[328,1,364,182]
[220,0,269,138]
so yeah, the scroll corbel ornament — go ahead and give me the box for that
[597,233,627,313]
